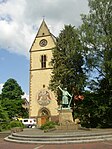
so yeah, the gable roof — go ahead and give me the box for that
[36,19,51,37]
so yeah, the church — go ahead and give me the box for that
[29,20,59,127]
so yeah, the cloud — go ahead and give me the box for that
[0,0,89,58]
[0,83,4,93]
[22,93,29,101]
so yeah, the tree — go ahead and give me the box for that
[78,0,112,128]
[0,103,9,121]
[96,78,112,127]
[80,0,112,85]
[50,25,86,104]
[2,78,24,99]
[0,103,9,131]
[1,78,28,119]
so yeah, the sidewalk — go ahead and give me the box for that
[0,130,10,138]
[1,128,112,149]
[18,128,112,136]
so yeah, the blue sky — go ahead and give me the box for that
[0,49,29,94]
[0,0,89,99]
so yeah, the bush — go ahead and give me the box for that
[41,121,56,130]
[9,120,24,128]
[0,120,24,132]
[0,120,10,131]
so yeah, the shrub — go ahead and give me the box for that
[0,120,10,131]
[9,120,24,128]
[41,121,56,130]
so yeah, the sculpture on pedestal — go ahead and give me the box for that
[58,86,72,109]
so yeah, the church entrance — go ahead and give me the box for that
[41,116,48,125]
[38,108,51,126]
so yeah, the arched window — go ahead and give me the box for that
[41,55,46,68]
[38,108,51,117]
[41,109,49,116]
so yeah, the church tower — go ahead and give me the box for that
[29,20,59,126]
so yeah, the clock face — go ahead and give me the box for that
[39,39,47,47]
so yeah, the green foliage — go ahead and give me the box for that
[0,121,10,132]
[0,120,24,132]
[1,78,28,119]
[9,120,24,128]
[40,121,56,130]
[0,103,10,131]
[0,103,9,120]
[73,88,112,128]
[96,78,112,128]
[74,0,112,128]
[2,78,24,99]
[73,92,99,128]
[50,25,86,99]
[80,0,112,81]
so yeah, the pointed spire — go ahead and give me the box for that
[42,16,45,20]
[36,19,51,37]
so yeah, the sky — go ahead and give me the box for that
[0,0,89,99]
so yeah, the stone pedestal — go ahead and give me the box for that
[56,108,79,130]
[59,108,73,124]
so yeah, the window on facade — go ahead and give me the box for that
[41,110,49,116]
[41,55,46,68]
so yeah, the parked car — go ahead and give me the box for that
[19,118,36,128]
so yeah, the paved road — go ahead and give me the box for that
[0,138,112,149]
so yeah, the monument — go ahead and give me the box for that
[56,86,79,130]
[58,86,72,108]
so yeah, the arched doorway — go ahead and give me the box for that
[38,108,51,125]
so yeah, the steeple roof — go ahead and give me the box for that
[29,19,56,52]
[36,19,51,37]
